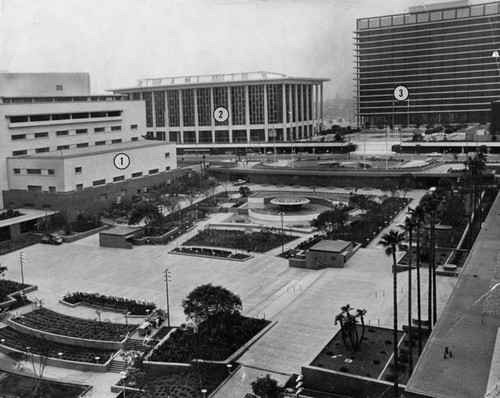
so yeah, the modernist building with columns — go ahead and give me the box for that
[112,72,328,145]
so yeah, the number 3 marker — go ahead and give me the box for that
[393,85,409,101]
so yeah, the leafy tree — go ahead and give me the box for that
[182,284,242,325]
[128,201,165,235]
[239,186,251,197]
[311,205,349,239]
[250,374,281,398]
[334,304,367,351]
[378,229,406,396]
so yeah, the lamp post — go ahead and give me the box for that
[120,371,127,398]
[279,212,285,254]
[201,389,207,398]
[164,269,172,327]
[19,252,25,298]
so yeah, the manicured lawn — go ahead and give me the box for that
[148,315,269,362]
[0,370,89,398]
[184,229,298,253]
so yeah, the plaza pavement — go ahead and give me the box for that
[0,186,458,397]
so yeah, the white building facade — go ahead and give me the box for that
[112,72,328,145]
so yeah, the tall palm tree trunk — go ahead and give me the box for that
[432,217,437,326]
[408,228,413,374]
[392,248,399,397]
[428,228,433,333]
[416,229,423,354]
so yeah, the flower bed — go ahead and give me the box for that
[12,308,135,341]
[170,246,251,261]
[0,327,115,363]
[0,209,23,220]
[62,292,156,316]
[184,228,298,253]
[148,315,269,363]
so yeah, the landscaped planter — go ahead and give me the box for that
[170,246,252,261]
[61,292,156,316]
[0,283,38,309]
[62,225,109,243]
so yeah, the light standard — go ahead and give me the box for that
[19,252,25,298]
[279,212,285,254]
[201,388,207,398]
[120,371,127,398]
[164,269,172,327]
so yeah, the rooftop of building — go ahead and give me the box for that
[405,190,500,397]
[355,0,499,31]
[7,140,174,160]
[100,226,143,237]
[309,239,352,253]
[112,71,329,91]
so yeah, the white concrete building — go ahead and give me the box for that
[112,71,328,145]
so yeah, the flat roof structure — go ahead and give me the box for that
[0,208,58,229]
[405,191,500,397]
[310,240,352,253]
[100,226,143,237]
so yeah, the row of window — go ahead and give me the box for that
[9,111,122,124]
[14,168,55,175]
[9,125,132,141]
[130,84,319,128]
[11,138,137,157]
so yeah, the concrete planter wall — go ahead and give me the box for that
[0,284,38,309]
[5,318,128,351]
[133,227,180,245]
[62,225,109,243]
[0,343,110,373]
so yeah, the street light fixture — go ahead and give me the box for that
[164,269,172,327]
[201,388,207,398]
[120,371,127,398]
[279,212,285,254]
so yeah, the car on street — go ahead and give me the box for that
[233,179,247,186]
[41,233,63,245]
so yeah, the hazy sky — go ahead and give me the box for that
[0,0,464,99]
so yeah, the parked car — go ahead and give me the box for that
[233,179,247,186]
[41,233,63,245]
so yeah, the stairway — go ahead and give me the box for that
[107,359,127,373]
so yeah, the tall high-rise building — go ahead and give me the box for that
[355,1,500,126]
[112,72,328,144]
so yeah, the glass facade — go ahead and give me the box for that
[182,89,195,127]
[249,85,264,124]
[167,90,180,127]
[143,92,153,127]
[267,84,283,124]
[197,88,211,126]
[213,87,228,125]
[154,91,165,127]
[231,86,246,125]
[356,1,500,125]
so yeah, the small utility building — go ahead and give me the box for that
[306,240,354,269]
[99,226,143,249]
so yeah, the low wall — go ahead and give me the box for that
[0,343,110,373]
[5,318,127,351]
[301,365,404,398]
[133,227,179,245]
[62,225,109,243]
[0,285,38,309]
[99,234,133,249]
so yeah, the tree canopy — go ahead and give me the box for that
[250,374,281,398]
[182,284,242,324]
[311,204,349,239]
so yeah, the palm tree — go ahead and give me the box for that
[379,229,406,397]
[409,205,425,354]
[401,214,418,374]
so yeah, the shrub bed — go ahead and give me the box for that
[62,292,156,316]
[0,280,30,303]
[171,247,251,260]
[184,228,298,253]
[12,308,135,341]
[149,314,269,362]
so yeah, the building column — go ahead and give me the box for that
[210,87,215,143]
[228,86,233,143]
[151,91,156,130]
[305,85,310,138]
[282,83,287,142]
[315,84,319,134]
[288,84,293,141]
[178,90,184,143]
[300,85,305,139]
[165,90,170,139]
[320,83,324,127]
[245,85,251,142]
[264,84,269,142]
[294,84,299,141]
[194,89,199,143]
